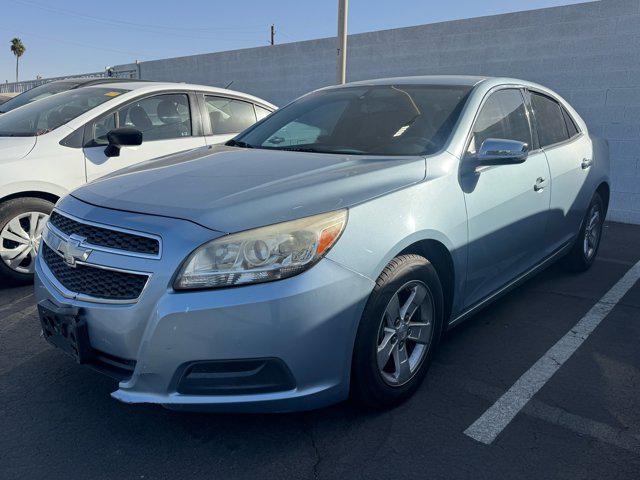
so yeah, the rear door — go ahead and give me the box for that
[83,92,206,182]
[461,87,551,308]
[528,91,593,252]
[200,95,263,145]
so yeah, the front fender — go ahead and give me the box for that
[326,171,467,315]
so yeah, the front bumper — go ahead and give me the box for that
[35,249,374,412]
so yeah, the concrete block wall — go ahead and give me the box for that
[131,0,640,223]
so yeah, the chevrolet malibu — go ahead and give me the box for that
[34,76,609,412]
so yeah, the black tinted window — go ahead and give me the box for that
[562,107,579,138]
[237,85,471,156]
[469,89,531,154]
[530,92,569,147]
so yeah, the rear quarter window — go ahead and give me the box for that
[561,107,580,138]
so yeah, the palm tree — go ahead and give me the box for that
[10,38,26,83]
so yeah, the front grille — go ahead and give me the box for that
[42,243,148,301]
[49,211,160,255]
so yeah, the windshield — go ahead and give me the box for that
[0,82,78,113]
[0,87,128,137]
[234,84,471,156]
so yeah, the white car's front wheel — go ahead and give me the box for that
[0,197,53,284]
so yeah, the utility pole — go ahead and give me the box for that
[336,0,348,84]
[270,24,275,45]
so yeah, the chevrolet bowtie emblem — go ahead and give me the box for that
[56,234,92,268]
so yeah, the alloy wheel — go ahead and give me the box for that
[583,203,602,261]
[0,211,49,274]
[376,280,435,386]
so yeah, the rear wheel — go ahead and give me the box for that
[562,192,604,273]
[351,254,444,409]
[0,197,53,284]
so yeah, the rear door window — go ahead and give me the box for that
[255,105,272,121]
[204,96,257,135]
[530,92,569,147]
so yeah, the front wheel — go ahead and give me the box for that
[351,254,444,409]
[562,192,604,273]
[0,197,54,284]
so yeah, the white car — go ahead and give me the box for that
[0,81,276,282]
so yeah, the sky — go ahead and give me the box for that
[1,0,588,83]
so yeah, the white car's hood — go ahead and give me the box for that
[0,136,37,161]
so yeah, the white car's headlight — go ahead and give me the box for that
[174,209,348,290]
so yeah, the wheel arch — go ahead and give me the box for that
[595,181,610,216]
[397,239,456,324]
[0,190,60,206]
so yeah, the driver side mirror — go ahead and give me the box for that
[471,138,529,168]
[104,127,143,157]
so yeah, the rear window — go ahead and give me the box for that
[530,92,569,147]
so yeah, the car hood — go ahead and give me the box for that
[71,146,426,233]
[0,136,37,161]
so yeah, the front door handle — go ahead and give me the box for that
[581,158,593,169]
[534,177,547,192]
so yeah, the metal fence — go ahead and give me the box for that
[0,71,106,94]
[0,65,139,94]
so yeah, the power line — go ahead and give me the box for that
[14,0,265,32]
[0,27,146,57]
[12,0,265,42]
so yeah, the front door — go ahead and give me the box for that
[461,88,551,308]
[84,93,206,182]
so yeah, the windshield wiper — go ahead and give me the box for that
[272,145,368,155]
[225,139,254,148]
[275,146,325,153]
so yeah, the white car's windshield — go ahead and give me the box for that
[234,84,471,156]
[0,87,128,137]
[0,81,79,114]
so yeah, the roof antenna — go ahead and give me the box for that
[224,81,234,89]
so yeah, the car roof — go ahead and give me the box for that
[47,77,149,87]
[340,75,489,87]
[82,81,277,109]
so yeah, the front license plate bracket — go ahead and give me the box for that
[38,300,93,364]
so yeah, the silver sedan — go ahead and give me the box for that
[34,76,609,411]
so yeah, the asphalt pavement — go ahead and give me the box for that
[1,221,639,480]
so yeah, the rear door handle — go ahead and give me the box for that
[534,177,547,192]
[581,158,593,169]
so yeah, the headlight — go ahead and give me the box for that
[174,209,348,290]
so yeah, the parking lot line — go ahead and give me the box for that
[464,259,640,445]
[443,366,640,453]
[0,304,37,336]
[0,292,33,314]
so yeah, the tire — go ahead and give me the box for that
[351,254,444,409]
[0,197,54,284]
[562,192,604,273]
